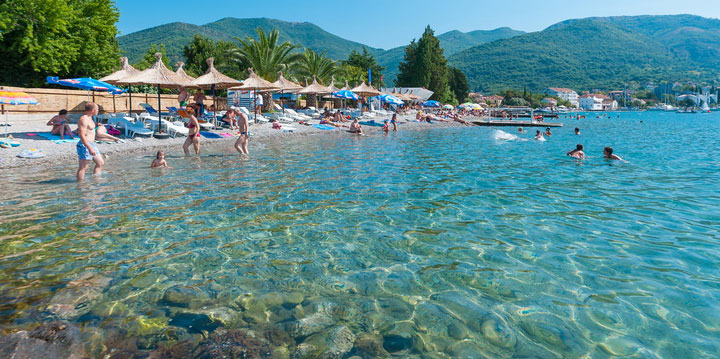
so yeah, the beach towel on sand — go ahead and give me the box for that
[199,131,223,139]
[35,132,80,144]
[312,124,336,131]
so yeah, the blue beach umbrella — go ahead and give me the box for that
[46,76,125,95]
[422,100,440,108]
[375,94,404,106]
[332,90,359,101]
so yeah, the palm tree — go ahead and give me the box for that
[294,49,339,85]
[229,28,302,110]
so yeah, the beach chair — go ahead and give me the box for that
[139,103,172,119]
[238,107,270,123]
[297,107,321,118]
[264,112,295,122]
[284,108,312,121]
[142,117,188,137]
[108,117,153,138]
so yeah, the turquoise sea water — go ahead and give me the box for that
[0,111,719,358]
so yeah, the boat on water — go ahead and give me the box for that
[677,108,697,114]
[648,104,678,111]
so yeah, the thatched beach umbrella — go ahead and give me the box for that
[328,77,341,109]
[298,76,332,110]
[351,81,380,111]
[272,71,302,115]
[100,57,140,113]
[175,61,197,84]
[190,57,242,126]
[232,68,279,123]
[117,53,190,137]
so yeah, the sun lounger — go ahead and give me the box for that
[238,107,270,123]
[284,108,312,121]
[264,112,295,122]
[174,109,214,130]
[142,117,188,137]
[108,117,153,138]
[139,103,172,119]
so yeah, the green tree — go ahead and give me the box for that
[396,26,452,102]
[229,28,302,82]
[338,64,365,87]
[182,35,240,78]
[0,0,120,87]
[134,44,171,70]
[448,67,469,103]
[343,48,384,88]
[294,49,340,85]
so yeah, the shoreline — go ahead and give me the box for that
[0,115,469,171]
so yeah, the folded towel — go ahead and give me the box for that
[218,132,234,138]
[36,132,80,144]
[199,131,223,139]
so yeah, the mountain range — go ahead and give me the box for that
[118,15,720,93]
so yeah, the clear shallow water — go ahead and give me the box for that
[0,111,719,358]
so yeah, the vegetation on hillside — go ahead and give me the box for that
[396,26,468,104]
[450,16,720,93]
[0,0,120,87]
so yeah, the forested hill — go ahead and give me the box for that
[449,15,720,93]
[118,17,523,83]
[118,17,385,64]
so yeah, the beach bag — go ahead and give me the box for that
[106,125,121,136]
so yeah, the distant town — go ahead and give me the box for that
[470,83,719,111]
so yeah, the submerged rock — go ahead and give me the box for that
[0,322,85,359]
[381,322,417,354]
[480,318,517,349]
[46,273,112,319]
[353,332,388,358]
[194,329,271,359]
[327,326,355,358]
[161,285,210,309]
[169,311,222,334]
[285,311,335,339]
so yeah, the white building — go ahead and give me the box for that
[579,94,605,111]
[545,88,579,108]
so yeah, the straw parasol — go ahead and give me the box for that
[100,57,140,113]
[190,57,242,126]
[328,77,341,109]
[175,61,196,84]
[231,68,279,123]
[351,81,380,111]
[298,76,332,110]
[117,52,190,137]
[272,71,302,115]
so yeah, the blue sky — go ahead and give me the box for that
[116,0,720,49]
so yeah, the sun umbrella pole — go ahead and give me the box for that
[157,84,161,134]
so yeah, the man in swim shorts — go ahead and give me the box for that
[603,147,623,160]
[566,144,585,159]
[234,109,250,154]
[76,103,104,181]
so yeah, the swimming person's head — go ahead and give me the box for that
[576,144,584,151]
[536,130,541,134]
[59,109,68,116]
[156,150,165,159]
[604,147,613,155]
[575,127,579,133]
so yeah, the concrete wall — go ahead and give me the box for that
[0,86,224,115]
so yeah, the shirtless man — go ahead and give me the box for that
[349,118,363,134]
[76,103,104,181]
[193,90,206,116]
[47,109,75,140]
[567,144,585,159]
[603,147,623,160]
[234,108,250,154]
[177,87,189,108]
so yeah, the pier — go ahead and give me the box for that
[471,120,564,127]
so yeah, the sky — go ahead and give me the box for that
[116,0,720,49]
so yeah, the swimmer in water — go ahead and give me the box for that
[574,127,580,135]
[544,127,552,136]
[567,144,585,159]
[518,127,525,133]
[535,130,544,140]
[603,146,623,160]
[151,150,170,168]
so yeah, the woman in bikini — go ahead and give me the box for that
[183,105,200,155]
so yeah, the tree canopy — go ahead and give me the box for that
[0,0,120,87]
[343,48,385,88]
[396,26,460,103]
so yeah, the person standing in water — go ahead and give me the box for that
[76,103,104,181]
[183,105,200,155]
[603,147,623,160]
[234,108,249,154]
[566,144,585,159]
[535,130,544,140]
[391,113,398,131]
[574,127,581,135]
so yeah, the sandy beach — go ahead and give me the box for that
[0,114,469,170]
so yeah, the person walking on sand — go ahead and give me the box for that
[76,103,104,181]
[47,109,75,140]
[234,109,249,154]
[183,105,200,155]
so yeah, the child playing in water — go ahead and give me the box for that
[151,150,170,168]
[383,120,389,133]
